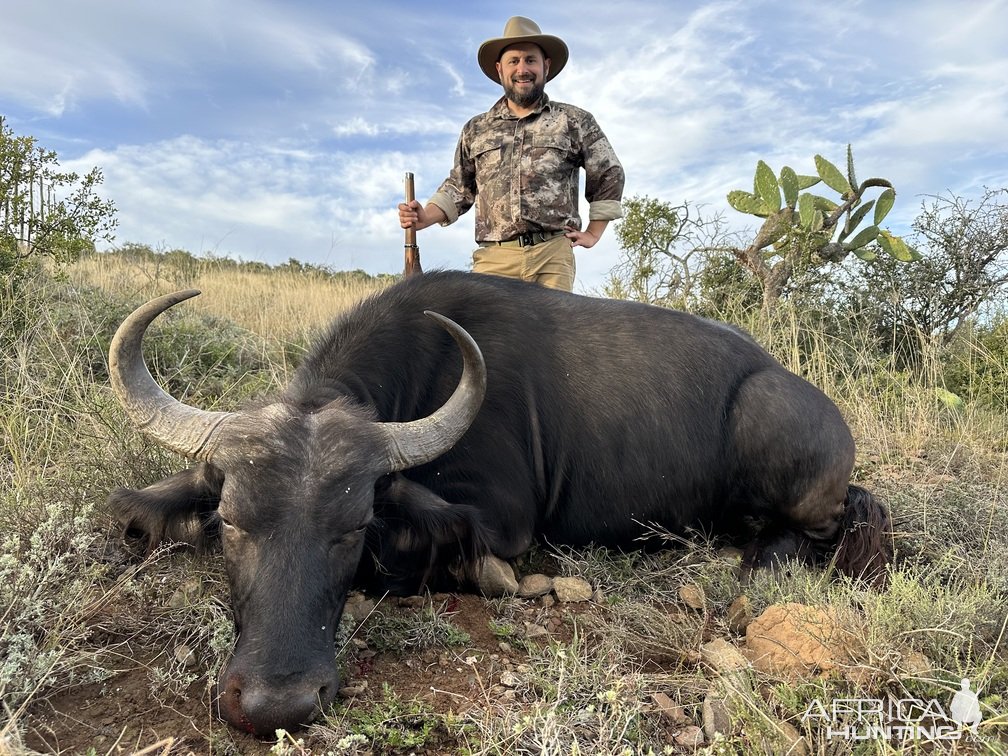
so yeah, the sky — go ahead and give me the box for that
[3,0,1007,292]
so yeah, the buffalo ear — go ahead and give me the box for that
[107,464,223,552]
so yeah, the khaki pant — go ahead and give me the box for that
[472,234,576,291]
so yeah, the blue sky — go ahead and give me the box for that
[4,0,1007,291]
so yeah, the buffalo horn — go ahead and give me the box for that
[379,311,487,472]
[109,290,235,461]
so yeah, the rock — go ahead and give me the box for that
[397,595,426,608]
[651,692,689,725]
[167,578,203,609]
[523,622,549,639]
[338,680,368,698]
[517,573,553,598]
[726,594,753,634]
[700,638,749,674]
[702,694,732,739]
[744,603,858,677]
[478,555,519,597]
[674,725,705,748]
[591,587,607,605]
[774,720,809,755]
[499,670,521,688]
[678,583,706,611]
[552,576,593,603]
[344,599,376,624]
[173,644,197,669]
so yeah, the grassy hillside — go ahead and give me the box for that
[1,251,1006,754]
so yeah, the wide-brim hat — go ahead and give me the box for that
[477,16,568,83]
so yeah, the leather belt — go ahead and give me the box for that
[480,231,565,248]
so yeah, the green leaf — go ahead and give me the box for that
[874,188,896,225]
[877,229,922,262]
[810,194,839,213]
[845,224,880,250]
[754,161,781,212]
[797,193,816,228]
[727,190,770,217]
[814,155,853,196]
[848,245,878,261]
[842,200,875,239]
[846,144,857,192]
[779,166,799,208]
[796,174,821,190]
[810,209,824,232]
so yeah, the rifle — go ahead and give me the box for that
[403,172,422,277]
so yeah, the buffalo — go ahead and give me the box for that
[106,270,891,735]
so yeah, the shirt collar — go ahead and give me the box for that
[492,93,551,120]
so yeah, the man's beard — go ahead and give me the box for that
[504,76,544,108]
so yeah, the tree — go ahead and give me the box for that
[604,196,743,308]
[725,145,919,311]
[1,116,117,281]
[843,188,1008,360]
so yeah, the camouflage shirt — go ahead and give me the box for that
[429,94,625,242]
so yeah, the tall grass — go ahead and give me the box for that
[68,252,390,347]
[2,255,1006,753]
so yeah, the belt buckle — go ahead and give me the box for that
[518,232,533,247]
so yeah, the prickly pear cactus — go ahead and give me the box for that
[727,145,921,266]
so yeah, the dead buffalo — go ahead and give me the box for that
[106,270,891,735]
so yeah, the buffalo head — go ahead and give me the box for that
[106,290,486,735]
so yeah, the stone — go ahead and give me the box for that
[674,725,705,748]
[523,622,549,639]
[702,694,732,739]
[726,594,753,634]
[173,644,197,669]
[338,680,368,698]
[344,599,376,624]
[744,603,858,677]
[517,573,553,598]
[651,692,689,725]
[774,721,809,755]
[552,576,593,603]
[397,595,426,608]
[477,555,519,597]
[700,638,749,674]
[678,583,706,611]
[499,670,521,688]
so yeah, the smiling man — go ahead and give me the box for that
[398,16,625,291]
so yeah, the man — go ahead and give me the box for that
[398,16,625,291]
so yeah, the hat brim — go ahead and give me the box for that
[478,34,568,83]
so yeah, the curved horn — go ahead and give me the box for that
[109,289,235,461]
[380,311,487,472]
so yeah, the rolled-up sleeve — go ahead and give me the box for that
[580,112,625,221]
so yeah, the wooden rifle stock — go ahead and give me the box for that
[403,172,422,277]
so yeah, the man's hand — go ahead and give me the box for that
[564,225,601,249]
[399,200,444,232]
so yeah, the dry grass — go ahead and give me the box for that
[67,252,390,346]
[3,252,1007,754]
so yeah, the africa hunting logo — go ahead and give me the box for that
[801,679,982,742]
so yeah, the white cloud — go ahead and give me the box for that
[8,0,1007,288]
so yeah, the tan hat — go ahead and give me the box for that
[477,16,568,83]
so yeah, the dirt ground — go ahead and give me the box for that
[22,592,625,755]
